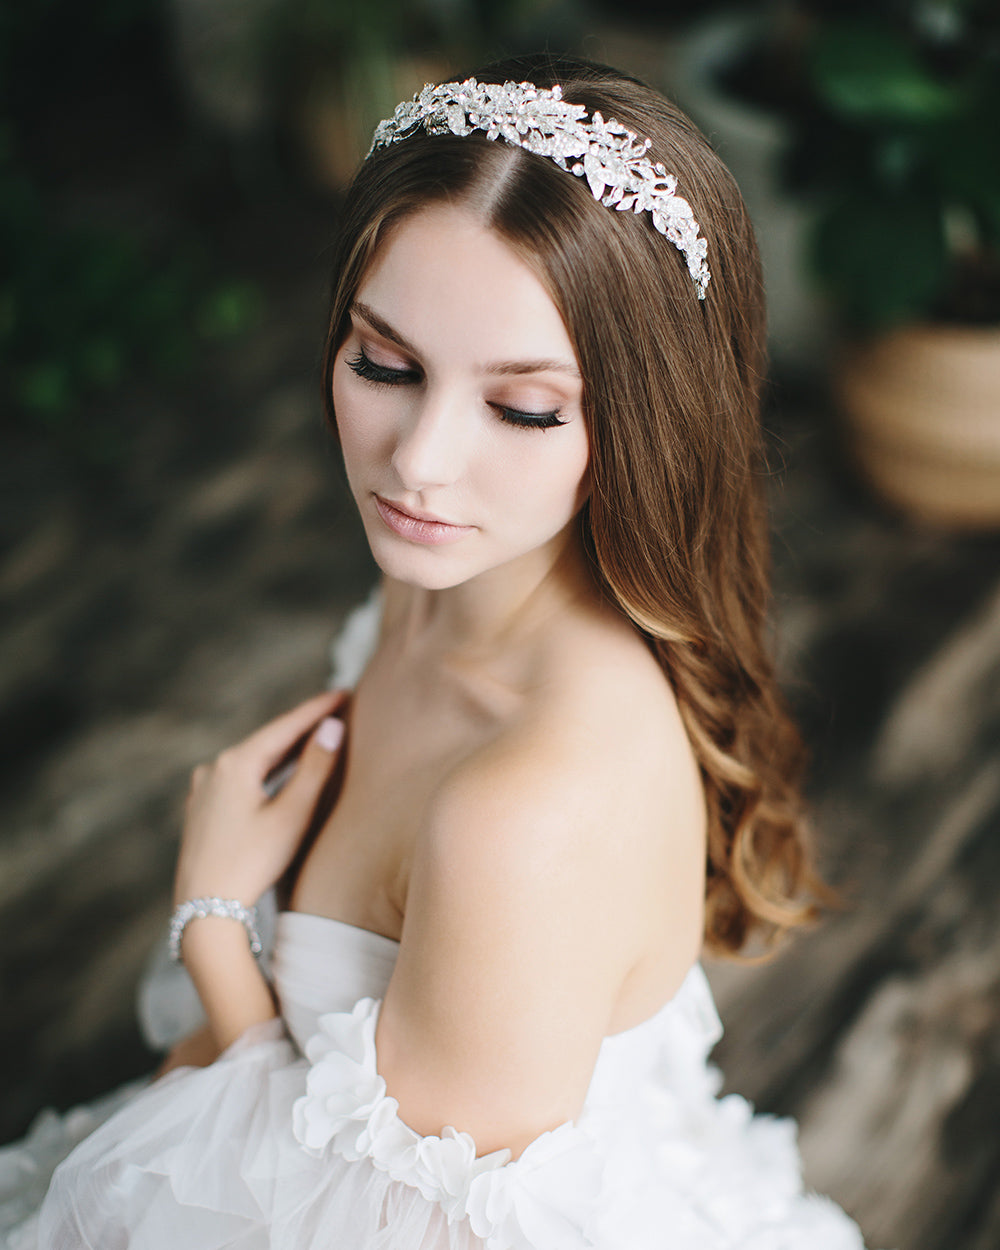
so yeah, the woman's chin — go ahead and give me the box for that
[366,539,476,591]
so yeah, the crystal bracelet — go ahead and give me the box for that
[168,897,262,964]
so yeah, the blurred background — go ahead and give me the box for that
[2,1,999,1246]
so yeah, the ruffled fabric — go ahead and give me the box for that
[2,927,870,1250]
[15,1003,600,1250]
[292,998,603,1249]
[1,930,865,1250]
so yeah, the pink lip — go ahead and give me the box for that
[374,496,475,546]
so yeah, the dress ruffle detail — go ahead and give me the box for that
[292,998,603,1249]
[3,964,871,1250]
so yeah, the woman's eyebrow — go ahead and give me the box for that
[485,358,581,380]
[351,301,418,356]
[350,300,581,380]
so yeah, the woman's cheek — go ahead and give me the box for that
[334,375,381,461]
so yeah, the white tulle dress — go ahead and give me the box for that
[0,598,869,1249]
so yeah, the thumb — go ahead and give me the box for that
[275,715,345,816]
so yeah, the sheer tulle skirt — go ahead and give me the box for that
[3,986,867,1250]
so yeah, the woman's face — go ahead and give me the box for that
[332,204,590,592]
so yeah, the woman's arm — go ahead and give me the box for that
[375,694,705,1159]
[172,690,347,1051]
[174,920,277,1052]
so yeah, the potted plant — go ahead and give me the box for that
[720,0,1000,526]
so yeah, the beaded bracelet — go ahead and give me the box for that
[168,897,262,964]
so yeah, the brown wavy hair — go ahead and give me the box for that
[320,53,827,956]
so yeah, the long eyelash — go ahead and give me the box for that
[496,406,567,431]
[348,348,566,430]
[347,348,417,386]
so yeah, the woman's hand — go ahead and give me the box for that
[155,1024,219,1077]
[173,690,348,911]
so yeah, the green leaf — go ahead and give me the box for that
[811,192,949,328]
[196,282,263,339]
[871,131,926,189]
[810,21,962,123]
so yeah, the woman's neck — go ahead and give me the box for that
[382,531,601,663]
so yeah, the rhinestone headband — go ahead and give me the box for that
[368,78,711,300]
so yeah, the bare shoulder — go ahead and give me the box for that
[516,609,705,873]
[544,611,703,802]
[422,611,706,984]
[375,615,706,1154]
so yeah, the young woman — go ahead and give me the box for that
[3,53,867,1250]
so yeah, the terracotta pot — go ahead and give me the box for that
[836,324,1000,528]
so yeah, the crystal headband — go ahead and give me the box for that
[368,78,711,300]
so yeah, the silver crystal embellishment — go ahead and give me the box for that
[369,78,710,299]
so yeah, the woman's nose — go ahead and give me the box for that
[390,393,469,492]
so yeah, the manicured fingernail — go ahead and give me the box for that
[316,717,344,752]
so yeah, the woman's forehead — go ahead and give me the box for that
[356,205,578,372]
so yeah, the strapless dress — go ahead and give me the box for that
[1,909,867,1249]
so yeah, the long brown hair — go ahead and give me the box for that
[321,53,826,956]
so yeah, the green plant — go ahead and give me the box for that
[0,142,262,462]
[0,0,263,463]
[728,1,1000,330]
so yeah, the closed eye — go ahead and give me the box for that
[491,404,567,430]
[348,347,567,430]
[347,348,419,387]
